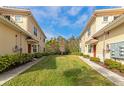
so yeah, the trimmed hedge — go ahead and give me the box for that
[90,57,100,62]
[33,53,43,58]
[83,54,90,58]
[119,65,124,73]
[104,59,113,66]
[0,53,34,73]
[69,52,83,56]
[104,59,121,69]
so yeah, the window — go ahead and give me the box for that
[15,15,23,22]
[88,45,92,53]
[33,27,37,36]
[103,16,108,22]
[88,28,91,36]
[114,16,119,20]
[4,16,10,20]
[43,38,45,42]
[33,45,37,52]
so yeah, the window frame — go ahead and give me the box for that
[33,45,37,52]
[88,44,92,53]
[103,16,108,22]
[33,27,38,36]
[15,15,23,23]
[114,16,119,20]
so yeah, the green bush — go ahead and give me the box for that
[119,65,124,73]
[104,59,113,66]
[83,54,90,58]
[90,57,100,62]
[69,52,82,55]
[80,53,83,56]
[104,59,121,69]
[0,53,34,73]
[108,61,121,69]
[33,53,43,58]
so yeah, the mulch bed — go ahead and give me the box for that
[95,61,124,77]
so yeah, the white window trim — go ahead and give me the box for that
[103,16,108,22]
[15,15,23,23]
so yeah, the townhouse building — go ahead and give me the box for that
[80,8,124,63]
[0,7,46,55]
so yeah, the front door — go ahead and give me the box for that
[93,45,96,57]
[28,44,31,53]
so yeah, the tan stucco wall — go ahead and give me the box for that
[96,22,124,61]
[27,16,45,52]
[11,15,28,31]
[0,9,46,54]
[90,20,96,35]
[80,15,115,55]
[96,16,114,32]
[11,14,45,53]
[0,22,28,56]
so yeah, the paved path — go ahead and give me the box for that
[79,56,124,86]
[0,57,45,85]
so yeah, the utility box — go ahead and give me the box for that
[110,41,124,59]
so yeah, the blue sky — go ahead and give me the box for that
[20,6,120,39]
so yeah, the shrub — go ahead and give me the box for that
[0,53,34,73]
[83,54,90,58]
[33,53,43,58]
[42,52,51,56]
[104,59,121,69]
[70,52,82,55]
[108,61,121,69]
[90,57,100,62]
[104,59,113,66]
[119,65,124,73]
[80,53,83,56]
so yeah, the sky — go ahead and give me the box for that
[20,6,120,39]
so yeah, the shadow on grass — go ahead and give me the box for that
[64,68,82,77]
[63,66,114,86]
[21,55,58,74]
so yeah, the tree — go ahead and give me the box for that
[45,36,80,54]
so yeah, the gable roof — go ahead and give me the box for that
[80,7,124,39]
[0,15,39,41]
[0,6,46,38]
[92,14,124,37]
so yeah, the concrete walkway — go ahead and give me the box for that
[79,56,124,86]
[0,57,45,85]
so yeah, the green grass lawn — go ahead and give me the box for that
[3,55,114,86]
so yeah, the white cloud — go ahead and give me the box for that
[29,6,89,38]
[31,6,62,19]
[43,25,64,40]
[74,14,88,26]
[67,7,83,16]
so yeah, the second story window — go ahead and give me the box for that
[88,28,91,36]
[15,15,23,22]
[33,27,37,36]
[114,16,119,20]
[4,15,11,20]
[103,16,108,22]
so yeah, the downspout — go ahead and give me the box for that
[103,31,106,63]
[20,32,22,55]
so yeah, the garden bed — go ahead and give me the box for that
[96,61,124,77]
